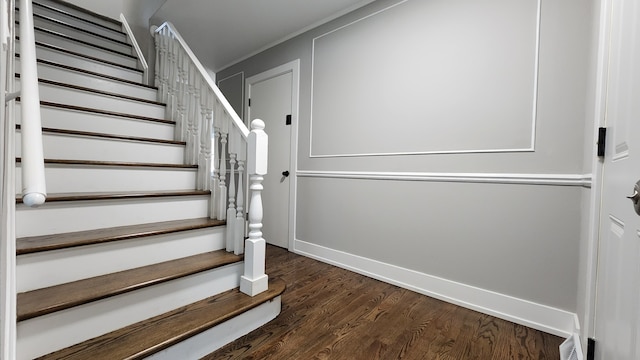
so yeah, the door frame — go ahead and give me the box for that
[244,59,300,250]
[584,0,613,351]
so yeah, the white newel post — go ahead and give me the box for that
[240,119,268,296]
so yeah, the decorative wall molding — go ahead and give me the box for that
[294,239,576,338]
[297,170,593,187]
[309,0,542,158]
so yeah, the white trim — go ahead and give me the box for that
[297,170,593,187]
[294,239,576,338]
[245,59,300,251]
[584,0,613,348]
[308,0,542,158]
[217,0,376,71]
[119,14,148,84]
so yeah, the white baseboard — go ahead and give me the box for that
[294,239,576,338]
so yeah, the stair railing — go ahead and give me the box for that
[153,22,269,297]
[2,0,44,356]
[14,0,46,207]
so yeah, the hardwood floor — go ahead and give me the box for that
[204,245,563,359]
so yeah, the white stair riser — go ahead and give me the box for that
[16,104,175,140]
[17,79,166,118]
[34,0,123,32]
[32,4,127,42]
[16,59,156,101]
[149,297,281,360]
[16,195,210,237]
[24,42,144,82]
[33,16,132,54]
[26,26,138,68]
[16,132,185,164]
[17,226,226,291]
[17,262,242,360]
[16,164,197,194]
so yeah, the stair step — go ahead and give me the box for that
[17,190,209,204]
[31,1,128,42]
[35,279,285,360]
[16,191,211,237]
[16,158,198,193]
[16,56,157,100]
[19,40,144,82]
[26,10,132,54]
[19,23,139,68]
[16,77,165,118]
[35,0,123,32]
[31,76,162,107]
[17,217,225,255]
[18,250,243,321]
[16,125,185,164]
[17,102,175,140]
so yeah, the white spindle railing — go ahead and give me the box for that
[153,22,269,296]
[3,0,44,356]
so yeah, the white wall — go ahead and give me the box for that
[219,0,593,336]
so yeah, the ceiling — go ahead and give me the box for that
[151,0,375,72]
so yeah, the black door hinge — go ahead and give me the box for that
[286,114,292,125]
[248,98,251,107]
[597,127,606,157]
[587,338,595,360]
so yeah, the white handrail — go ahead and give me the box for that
[153,22,250,138]
[18,0,46,207]
[120,14,149,85]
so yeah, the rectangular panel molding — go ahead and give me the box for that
[310,0,542,157]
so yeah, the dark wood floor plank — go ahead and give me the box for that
[204,245,564,360]
[17,250,241,321]
[17,217,225,254]
[36,279,286,360]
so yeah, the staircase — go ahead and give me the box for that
[3,0,283,358]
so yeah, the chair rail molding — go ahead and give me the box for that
[296,170,592,188]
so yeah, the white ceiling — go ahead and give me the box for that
[151,0,375,72]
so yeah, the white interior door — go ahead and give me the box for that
[594,0,640,358]
[246,69,293,249]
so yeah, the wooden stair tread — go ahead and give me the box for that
[24,76,164,106]
[16,190,210,203]
[30,56,156,89]
[17,158,198,169]
[19,40,142,72]
[17,217,225,255]
[16,124,184,145]
[33,0,123,31]
[35,99,172,124]
[17,20,137,59]
[36,279,285,360]
[31,11,131,47]
[18,250,243,321]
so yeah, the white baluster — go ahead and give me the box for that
[175,50,187,145]
[204,91,213,192]
[235,149,246,255]
[153,31,160,94]
[226,153,237,252]
[211,100,222,219]
[217,113,228,221]
[240,119,268,296]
